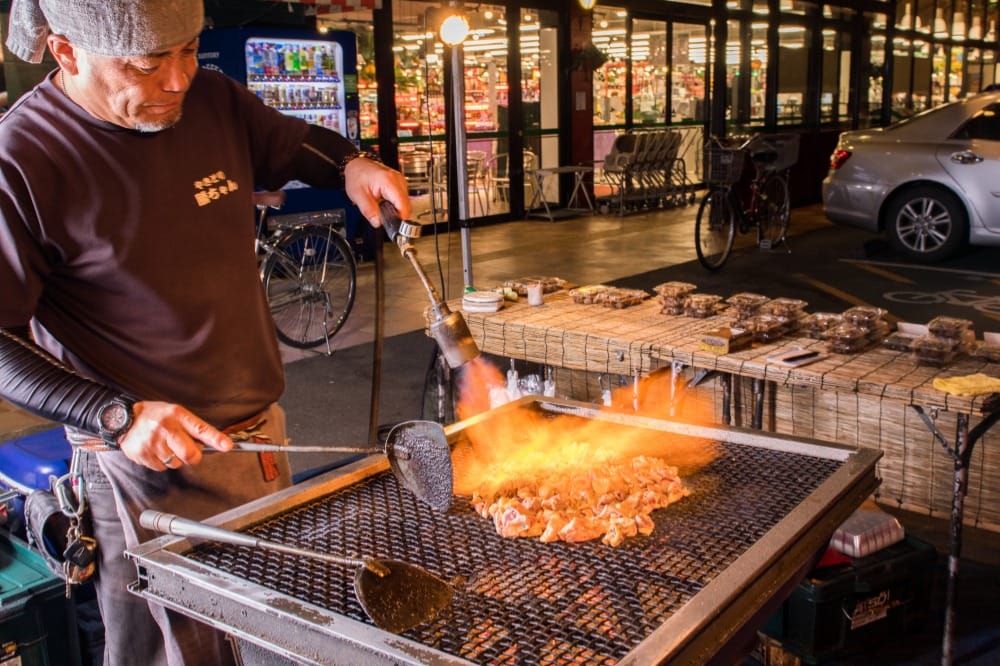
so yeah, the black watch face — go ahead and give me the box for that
[100,403,129,432]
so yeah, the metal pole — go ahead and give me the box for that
[446,3,473,289]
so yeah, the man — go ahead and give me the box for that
[0,1,411,664]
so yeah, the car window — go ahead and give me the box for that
[952,104,1000,142]
[885,100,960,132]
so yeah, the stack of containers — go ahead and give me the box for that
[912,316,975,367]
[743,297,809,344]
[726,292,770,329]
[683,293,724,318]
[653,281,697,315]
[822,306,890,354]
[800,312,844,340]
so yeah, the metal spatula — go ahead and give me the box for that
[140,510,454,634]
[229,420,454,512]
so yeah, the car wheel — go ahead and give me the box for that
[885,185,966,263]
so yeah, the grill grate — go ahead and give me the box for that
[190,437,841,664]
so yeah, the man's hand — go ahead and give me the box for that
[344,157,412,228]
[116,401,233,470]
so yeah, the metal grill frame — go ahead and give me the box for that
[126,397,880,665]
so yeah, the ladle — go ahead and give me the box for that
[140,510,454,634]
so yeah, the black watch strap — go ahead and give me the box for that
[96,396,136,448]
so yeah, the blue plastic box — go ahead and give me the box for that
[0,428,72,536]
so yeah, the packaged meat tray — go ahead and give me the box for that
[654,281,697,299]
[603,288,649,309]
[684,294,724,318]
[801,312,843,339]
[841,306,887,331]
[747,314,791,343]
[655,282,698,315]
[761,297,809,318]
[822,323,870,354]
[829,508,905,558]
[927,316,973,341]
[503,276,569,296]
[569,285,611,305]
[911,334,959,367]
[569,285,649,309]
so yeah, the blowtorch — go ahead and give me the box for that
[378,201,480,369]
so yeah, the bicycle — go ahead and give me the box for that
[694,133,798,271]
[252,190,357,353]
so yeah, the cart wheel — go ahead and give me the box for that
[599,204,611,215]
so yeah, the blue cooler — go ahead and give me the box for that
[0,428,72,537]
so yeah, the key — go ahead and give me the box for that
[63,535,97,569]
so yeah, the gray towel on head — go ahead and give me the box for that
[6,0,49,63]
[6,0,204,64]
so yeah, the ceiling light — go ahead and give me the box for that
[439,13,470,46]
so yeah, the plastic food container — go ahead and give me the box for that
[829,509,906,558]
[726,292,769,313]
[927,316,973,341]
[822,322,870,353]
[684,293,723,318]
[762,298,809,318]
[912,334,958,367]
[503,276,568,296]
[655,281,697,315]
[602,288,649,309]
[977,345,1000,362]
[569,285,611,304]
[654,281,697,299]
[748,314,789,343]
[842,306,886,330]
[801,312,843,339]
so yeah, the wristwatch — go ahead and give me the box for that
[97,396,136,448]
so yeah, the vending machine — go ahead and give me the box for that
[197,27,372,259]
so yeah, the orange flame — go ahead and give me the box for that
[452,362,719,497]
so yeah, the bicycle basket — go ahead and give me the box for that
[750,133,800,172]
[706,143,746,185]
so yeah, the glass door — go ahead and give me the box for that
[521,6,560,212]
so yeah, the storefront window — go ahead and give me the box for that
[593,7,628,127]
[777,22,807,125]
[821,27,850,124]
[632,19,668,126]
[932,44,947,105]
[673,23,707,124]
[749,22,767,122]
[725,19,742,124]
[865,31,886,127]
[913,40,932,111]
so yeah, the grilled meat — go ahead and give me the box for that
[471,455,689,546]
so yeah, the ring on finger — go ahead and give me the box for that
[161,454,177,466]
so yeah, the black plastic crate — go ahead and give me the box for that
[761,536,936,664]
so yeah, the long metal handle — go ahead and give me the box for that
[140,511,368,570]
[227,441,377,454]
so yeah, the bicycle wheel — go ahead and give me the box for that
[262,224,357,349]
[695,189,736,270]
[758,172,790,249]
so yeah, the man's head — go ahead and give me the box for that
[6,0,204,132]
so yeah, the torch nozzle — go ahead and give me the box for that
[378,201,481,369]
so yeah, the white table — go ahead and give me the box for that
[527,165,595,221]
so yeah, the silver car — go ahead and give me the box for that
[823,91,1000,262]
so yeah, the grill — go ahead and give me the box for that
[127,397,880,665]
